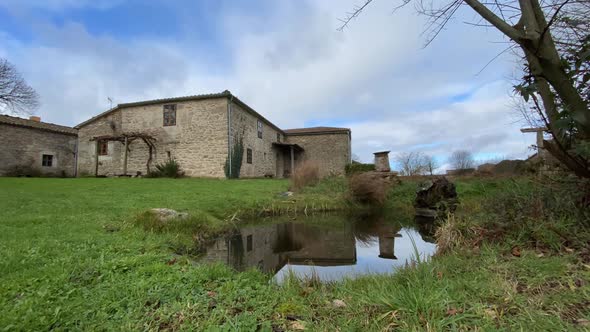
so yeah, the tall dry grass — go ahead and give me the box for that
[434,214,464,254]
[291,160,320,191]
[348,172,392,206]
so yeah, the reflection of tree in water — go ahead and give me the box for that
[350,212,401,246]
[273,223,303,253]
[227,231,244,270]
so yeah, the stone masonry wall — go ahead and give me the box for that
[230,102,283,178]
[285,132,351,177]
[77,98,228,177]
[122,98,228,177]
[0,124,77,176]
[77,110,123,176]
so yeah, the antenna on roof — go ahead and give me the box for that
[107,97,113,110]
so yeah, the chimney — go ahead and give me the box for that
[29,116,41,122]
[373,151,391,172]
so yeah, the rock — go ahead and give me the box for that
[289,321,306,330]
[149,208,189,222]
[332,299,347,308]
[414,177,458,218]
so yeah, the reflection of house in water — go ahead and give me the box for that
[201,220,403,274]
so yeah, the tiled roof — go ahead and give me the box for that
[283,126,350,135]
[0,114,77,136]
[117,91,231,108]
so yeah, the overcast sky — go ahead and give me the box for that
[0,0,536,170]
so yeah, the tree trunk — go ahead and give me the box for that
[465,0,590,177]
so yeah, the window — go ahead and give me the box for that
[246,148,252,164]
[257,120,263,138]
[276,133,281,142]
[41,154,53,167]
[98,141,108,155]
[246,235,253,252]
[163,104,177,126]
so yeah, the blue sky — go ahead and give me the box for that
[0,0,536,171]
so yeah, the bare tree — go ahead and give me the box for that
[395,151,428,175]
[449,150,475,170]
[351,153,362,163]
[339,0,590,178]
[0,58,39,116]
[424,154,438,175]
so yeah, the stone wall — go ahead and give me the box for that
[0,124,77,177]
[77,110,123,176]
[230,101,283,178]
[285,132,351,177]
[77,98,229,177]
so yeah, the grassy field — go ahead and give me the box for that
[0,176,589,331]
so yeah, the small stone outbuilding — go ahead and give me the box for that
[0,115,78,177]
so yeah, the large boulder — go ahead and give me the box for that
[414,177,458,218]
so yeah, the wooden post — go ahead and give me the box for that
[520,127,548,160]
[536,131,544,158]
[290,145,295,177]
[94,140,99,176]
[123,136,128,176]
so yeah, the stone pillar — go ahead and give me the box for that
[520,127,548,161]
[374,151,391,172]
[378,235,397,259]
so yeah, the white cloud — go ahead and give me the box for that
[347,80,535,165]
[0,0,535,164]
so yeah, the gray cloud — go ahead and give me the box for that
[0,0,535,165]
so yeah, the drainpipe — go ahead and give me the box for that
[227,93,234,178]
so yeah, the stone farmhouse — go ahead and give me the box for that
[75,90,351,178]
[0,115,78,177]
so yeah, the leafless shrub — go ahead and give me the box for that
[449,150,475,170]
[395,152,428,176]
[0,58,39,115]
[349,172,391,206]
[291,160,320,191]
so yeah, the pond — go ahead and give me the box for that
[200,214,437,282]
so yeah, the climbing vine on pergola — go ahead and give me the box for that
[90,132,157,176]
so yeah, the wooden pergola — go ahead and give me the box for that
[90,132,157,176]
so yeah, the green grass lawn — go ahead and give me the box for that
[0,176,588,331]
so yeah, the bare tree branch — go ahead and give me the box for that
[0,58,39,116]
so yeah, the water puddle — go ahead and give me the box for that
[200,215,436,282]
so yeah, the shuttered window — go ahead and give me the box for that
[247,148,252,164]
[163,104,177,126]
[98,141,108,155]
